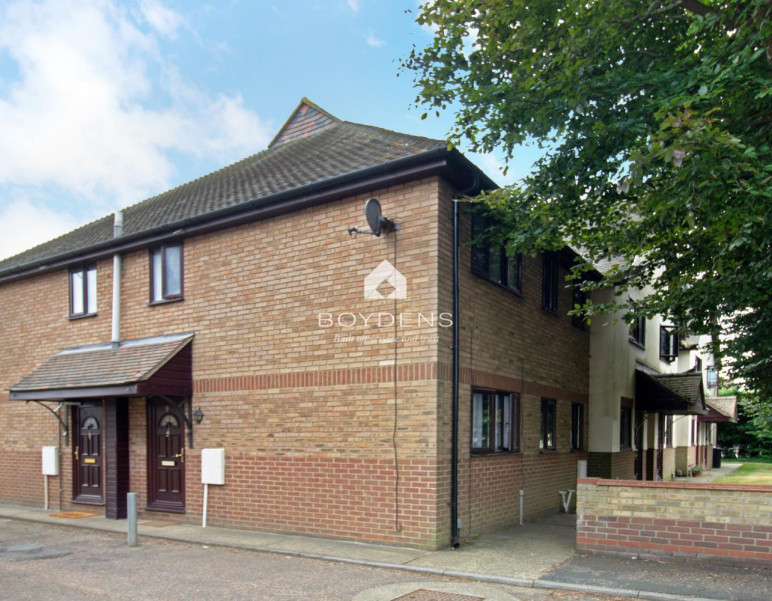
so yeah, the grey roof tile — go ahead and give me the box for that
[0,112,446,276]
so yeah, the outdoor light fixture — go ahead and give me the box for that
[193,407,205,424]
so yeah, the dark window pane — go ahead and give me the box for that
[506,254,521,292]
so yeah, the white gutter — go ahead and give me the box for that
[111,211,123,347]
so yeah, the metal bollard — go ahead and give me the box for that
[127,492,137,547]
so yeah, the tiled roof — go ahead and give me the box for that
[10,333,193,392]
[636,370,707,415]
[706,396,738,422]
[653,373,705,404]
[0,100,447,277]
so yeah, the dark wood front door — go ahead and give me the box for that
[73,404,103,504]
[147,399,186,512]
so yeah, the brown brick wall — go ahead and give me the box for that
[578,478,772,564]
[0,174,593,548]
[437,181,591,536]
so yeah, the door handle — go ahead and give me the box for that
[75,446,79,461]
[174,448,184,463]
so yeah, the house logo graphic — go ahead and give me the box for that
[364,260,406,300]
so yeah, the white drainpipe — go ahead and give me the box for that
[111,211,123,347]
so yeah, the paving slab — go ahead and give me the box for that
[406,515,575,579]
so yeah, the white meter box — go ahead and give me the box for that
[201,448,225,485]
[42,446,59,476]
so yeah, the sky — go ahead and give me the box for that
[0,0,540,261]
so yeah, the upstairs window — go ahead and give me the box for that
[471,214,522,293]
[472,390,520,453]
[540,398,557,451]
[629,316,646,347]
[150,243,183,304]
[70,266,97,318]
[542,255,559,312]
[659,325,678,363]
[707,366,718,388]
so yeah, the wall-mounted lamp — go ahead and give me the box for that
[193,407,205,424]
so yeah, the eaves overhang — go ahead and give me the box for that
[0,147,492,286]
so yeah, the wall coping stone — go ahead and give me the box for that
[578,477,772,493]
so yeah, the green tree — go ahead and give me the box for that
[405,1,772,399]
[717,388,772,456]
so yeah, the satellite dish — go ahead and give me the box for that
[365,198,383,237]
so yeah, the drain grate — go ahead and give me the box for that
[392,590,484,601]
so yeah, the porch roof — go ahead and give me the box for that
[8,333,193,401]
[700,396,739,423]
[635,370,708,416]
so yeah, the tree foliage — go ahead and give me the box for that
[405,1,772,398]
[717,388,772,456]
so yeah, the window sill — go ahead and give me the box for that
[539,449,557,454]
[628,338,645,350]
[471,450,521,458]
[69,312,97,321]
[471,269,523,298]
[542,307,559,316]
[149,297,184,307]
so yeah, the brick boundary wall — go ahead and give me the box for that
[577,478,772,564]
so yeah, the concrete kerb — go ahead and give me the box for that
[637,593,727,601]
[0,506,738,601]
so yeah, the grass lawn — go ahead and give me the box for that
[713,462,772,485]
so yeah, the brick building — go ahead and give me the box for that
[0,99,592,549]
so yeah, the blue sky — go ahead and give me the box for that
[0,0,539,260]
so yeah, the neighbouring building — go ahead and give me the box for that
[587,278,720,481]
[0,99,594,549]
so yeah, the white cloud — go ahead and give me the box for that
[347,0,359,13]
[0,198,82,261]
[366,32,385,48]
[0,0,271,213]
[138,0,185,38]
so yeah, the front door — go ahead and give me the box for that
[147,399,186,512]
[73,403,103,504]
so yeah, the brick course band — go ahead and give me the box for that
[577,478,772,564]
[195,362,588,403]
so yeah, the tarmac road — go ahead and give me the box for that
[0,519,637,601]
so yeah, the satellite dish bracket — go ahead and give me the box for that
[347,198,399,237]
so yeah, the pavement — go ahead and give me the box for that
[1,462,769,601]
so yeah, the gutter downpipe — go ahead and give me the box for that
[451,177,479,548]
[111,211,123,348]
